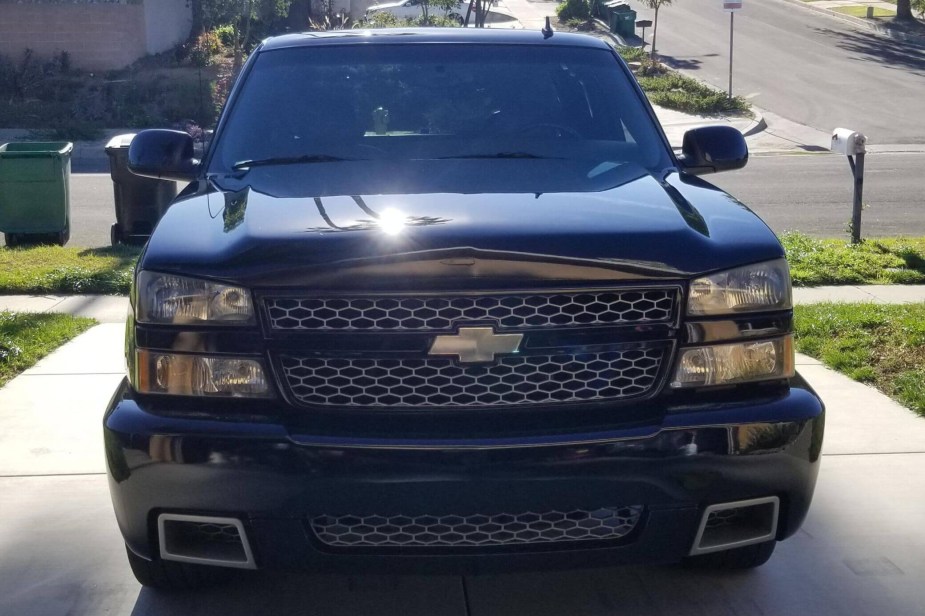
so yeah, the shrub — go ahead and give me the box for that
[556,0,591,22]
[617,46,648,63]
[189,30,225,68]
[213,24,236,49]
[913,0,925,17]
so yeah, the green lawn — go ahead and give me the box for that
[0,311,96,387]
[0,245,140,295]
[832,6,895,17]
[795,302,925,417]
[781,232,925,286]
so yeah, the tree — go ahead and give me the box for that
[642,0,673,59]
[896,0,913,20]
[194,0,292,70]
[419,0,461,23]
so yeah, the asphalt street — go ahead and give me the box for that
[66,149,925,248]
[623,0,925,144]
[709,151,925,237]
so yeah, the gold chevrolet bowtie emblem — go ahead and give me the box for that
[429,327,524,363]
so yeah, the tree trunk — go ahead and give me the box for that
[190,0,205,35]
[896,0,913,20]
[286,0,313,30]
[651,6,659,59]
[233,0,254,74]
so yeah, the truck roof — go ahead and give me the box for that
[259,27,613,52]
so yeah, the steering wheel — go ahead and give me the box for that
[518,123,583,138]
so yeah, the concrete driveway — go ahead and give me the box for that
[2,324,925,615]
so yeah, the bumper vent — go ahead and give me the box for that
[311,507,643,549]
[265,289,676,331]
[281,348,666,408]
[158,513,256,569]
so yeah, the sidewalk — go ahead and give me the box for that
[2,285,923,322]
[1,286,924,466]
[2,287,925,613]
[780,0,925,42]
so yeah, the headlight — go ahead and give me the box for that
[136,271,254,325]
[135,350,272,398]
[687,259,791,316]
[671,336,794,388]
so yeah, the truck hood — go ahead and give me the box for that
[141,163,782,289]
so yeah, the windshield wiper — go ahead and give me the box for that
[437,152,559,160]
[232,154,359,170]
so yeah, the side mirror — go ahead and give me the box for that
[678,125,748,175]
[128,129,199,182]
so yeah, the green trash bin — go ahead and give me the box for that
[0,142,73,247]
[610,10,636,38]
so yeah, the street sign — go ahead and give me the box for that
[723,0,742,11]
[636,19,653,28]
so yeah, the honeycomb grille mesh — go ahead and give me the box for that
[281,348,665,408]
[265,289,676,331]
[311,507,643,548]
[705,508,745,529]
[191,522,241,544]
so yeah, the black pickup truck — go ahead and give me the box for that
[104,28,824,589]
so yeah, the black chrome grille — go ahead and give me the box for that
[311,507,643,548]
[265,289,676,331]
[281,348,665,408]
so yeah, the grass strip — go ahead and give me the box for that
[0,311,96,387]
[781,232,925,286]
[832,6,894,17]
[0,245,140,295]
[2,234,925,296]
[794,302,925,417]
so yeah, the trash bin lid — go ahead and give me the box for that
[0,142,74,157]
[105,133,137,152]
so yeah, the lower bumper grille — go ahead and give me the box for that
[281,348,666,408]
[311,507,643,548]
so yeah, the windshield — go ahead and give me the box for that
[208,43,671,181]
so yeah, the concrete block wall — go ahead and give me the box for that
[0,1,189,71]
[143,0,192,56]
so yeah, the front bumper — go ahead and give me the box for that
[104,379,824,573]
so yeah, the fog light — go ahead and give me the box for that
[670,336,794,388]
[136,350,272,398]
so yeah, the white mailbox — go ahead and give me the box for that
[830,128,866,156]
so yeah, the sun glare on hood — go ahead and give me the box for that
[378,207,408,235]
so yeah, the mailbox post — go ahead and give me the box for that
[636,19,653,47]
[830,128,867,244]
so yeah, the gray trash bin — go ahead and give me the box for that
[105,134,177,246]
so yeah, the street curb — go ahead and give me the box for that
[777,0,925,43]
[741,107,768,138]
[591,21,768,140]
[592,18,628,46]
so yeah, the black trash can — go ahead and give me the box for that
[105,134,177,246]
